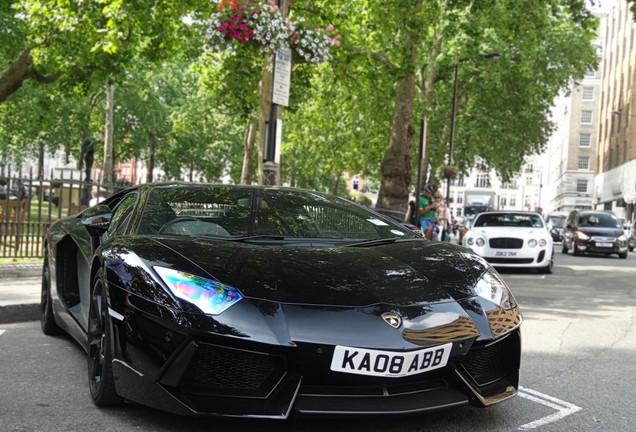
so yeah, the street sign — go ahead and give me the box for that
[272,48,291,107]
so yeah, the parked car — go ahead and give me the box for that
[40,183,522,418]
[462,211,554,274]
[561,210,628,259]
[545,212,567,242]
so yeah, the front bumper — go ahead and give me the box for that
[107,287,522,418]
[575,238,628,254]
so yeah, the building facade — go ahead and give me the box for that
[595,1,636,221]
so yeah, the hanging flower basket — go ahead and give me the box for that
[439,164,459,179]
[204,0,340,64]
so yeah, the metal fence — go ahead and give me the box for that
[1,168,129,259]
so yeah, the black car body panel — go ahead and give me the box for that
[42,183,522,418]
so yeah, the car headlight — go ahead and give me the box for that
[154,267,243,315]
[618,235,627,242]
[473,270,516,310]
[476,238,485,247]
[467,238,475,245]
[576,231,590,240]
[528,239,537,248]
[539,239,547,247]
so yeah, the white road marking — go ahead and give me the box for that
[518,386,582,430]
[0,330,5,337]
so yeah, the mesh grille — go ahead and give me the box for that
[180,344,276,389]
[462,338,508,382]
[489,238,524,249]
[485,257,533,264]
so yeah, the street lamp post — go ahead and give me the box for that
[446,53,501,204]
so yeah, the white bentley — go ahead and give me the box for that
[462,211,554,274]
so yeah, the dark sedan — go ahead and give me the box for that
[562,210,628,258]
[41,182,521,418]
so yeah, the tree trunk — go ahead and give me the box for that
[332,172,342,196]
[103,84,115,193]
[0,48,33,103]
[241,119,258,184]
[146,133,156,183]
[376,75,415,216]
[37,140,45,180]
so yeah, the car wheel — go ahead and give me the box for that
[561,241,568,254]
[572,243,581,256]
[538,259,553,274]
[619,251,628,259]
[629,245,634,252]
[88,269,124,407]
[41,254,62,335]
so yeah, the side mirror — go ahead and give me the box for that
[81,204,112,237]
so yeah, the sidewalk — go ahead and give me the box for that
[0,264,42,324]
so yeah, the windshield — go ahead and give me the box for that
[137,186,417,241]
[578,213,621,229]
[473,213,544,228]
[548,217,566,227]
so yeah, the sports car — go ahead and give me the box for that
[463,211,554,274]
[41,183,521,418]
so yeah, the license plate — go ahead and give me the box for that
[597,242,613,247]
[330,343,452,378]
[494,251,517,257]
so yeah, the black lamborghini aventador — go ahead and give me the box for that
[41,182,522,418]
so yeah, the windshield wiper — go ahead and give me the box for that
[201,234,286,242]
[343,238,398,248]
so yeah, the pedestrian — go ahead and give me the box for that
[433,191,451,241]
[89,187,105,206]
[418,184,437,240]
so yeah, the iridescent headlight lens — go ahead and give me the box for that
[539,239,547,247]
[154,267,243,315]
[528,239,537,248]
[473,270,516,309]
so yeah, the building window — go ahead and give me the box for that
[581,110,593,124]
[476,174,490,188]
[577,180,588,193]
[456,208,462,217]
[352,177,359,191]
[526,176,533,186]
[457,192,464,204]
[501,196,507,206]
[582,87,594,101]
[584,69,596,78]
[510,197,516,207]
[524,195,531,207]
[578,157,590,170]
[525,163,534,173]
[579,133,592,147]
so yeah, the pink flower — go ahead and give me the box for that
[326,24,334,32]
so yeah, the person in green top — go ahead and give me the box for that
[419,184,437,240]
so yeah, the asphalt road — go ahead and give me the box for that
[1,250,635,431]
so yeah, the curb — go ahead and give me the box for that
[0,303,40,324]
[0,264,42,280]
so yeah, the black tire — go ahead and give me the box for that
[561,242,568,254]
[88,269,124,407]
[619,251,628,259]
[41,255,62,335]
[572,243,581,256]
[538,260,554,274]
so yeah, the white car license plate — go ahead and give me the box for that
[330,343,452,378]
[494,251,517,257]
[597,242,613,247]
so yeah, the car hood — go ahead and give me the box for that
[151,237,486,308]
[578,227,624,238]
[470,227,548,238]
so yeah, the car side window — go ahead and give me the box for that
[105,193,139,239]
